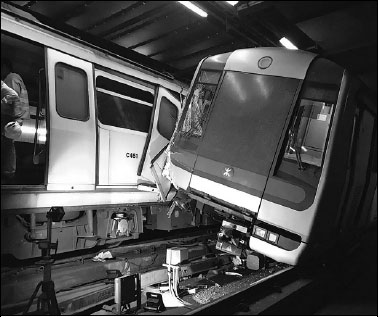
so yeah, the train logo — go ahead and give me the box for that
[223,167,234,178]
[258,56,273,69]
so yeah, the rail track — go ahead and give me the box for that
[1,227,218,315]
[154,224,377,316]
[2,224,376,316]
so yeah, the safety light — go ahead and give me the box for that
[268,232,279,244]
[226,1,239,5]
[178,1,208,17]
[254,226,267,239]
[280,37,298,50]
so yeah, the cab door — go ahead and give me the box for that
[46,48,96,190]
[140,87,181,199]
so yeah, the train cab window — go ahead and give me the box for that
[96,76,153,132]
[274,57,343,192]
[1,32,46,185]
[284,100,334,168]
[55,63,89,121]
[180,70,221,137]
[157,96,178,139]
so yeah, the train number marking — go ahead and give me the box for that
[126,153,138,159]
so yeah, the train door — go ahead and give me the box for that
[339,106,375,231]
[95,69,156,186]
[46,48,96,190]
[139,87,181,199]
[1,32,46,186]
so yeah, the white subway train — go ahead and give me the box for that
[165,47,377,265]
[0,3,200,259]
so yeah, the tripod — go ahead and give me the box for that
[23,207,65,315]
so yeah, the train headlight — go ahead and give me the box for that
[268,232,279,244]
[254,226,267,239]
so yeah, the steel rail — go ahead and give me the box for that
[1,230,218,315]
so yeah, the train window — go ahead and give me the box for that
[180,70,221,137]
[274,97,336,192]
[274,57,343,189]
[96,76,154,104]
[198,70,221,85]
[284,100,334,168]
[157,97,178,139]
[55,63,89,121]
[96,76,153,132]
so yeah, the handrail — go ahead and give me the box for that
[33,68,44,164]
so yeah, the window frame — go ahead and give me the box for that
[283,99,336,169]
[157,95,179,140]
[55,62,90,122]
[94,71,155,133]
[178,69,222,138]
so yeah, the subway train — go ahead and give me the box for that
[164,47,377,265]
[0,3,212,260]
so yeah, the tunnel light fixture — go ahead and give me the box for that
[280,37,298,50]
[226,1,239,5]
[178,1,208,17]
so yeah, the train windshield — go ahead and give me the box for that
[193,71,300,175]
[180,70,221,138]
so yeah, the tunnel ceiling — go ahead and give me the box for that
[6,1,378,91]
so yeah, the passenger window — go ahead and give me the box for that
[157,97,178,139]
[96,76,153,133]
[55,63,89,121]
[96,76,154,104]
[284,100,334,168]
[180,70,221,137]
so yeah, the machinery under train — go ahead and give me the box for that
[164,47,377,265]
[0,3,217,260]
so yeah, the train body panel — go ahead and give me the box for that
[189,174,261,214]
[167,47,377,265]
[256,200,314,242]
[46,48,97,190]
[225,47,316,79]
[1,3,198,259]
[249,236,307,266]
[140,87,182,184]
[255,65,350,245]
[1,189,160,214]
[1,7,185,195]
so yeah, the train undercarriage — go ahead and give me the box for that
[1,191,219,260]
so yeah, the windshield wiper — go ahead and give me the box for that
[289,105,306,171]
[294,143,305,171]
[288,130,305,170]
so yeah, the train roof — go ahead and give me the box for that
[1,2,184,87]
[202,47,318,80]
